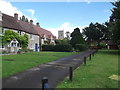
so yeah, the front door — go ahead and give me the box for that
[35,43,38,52]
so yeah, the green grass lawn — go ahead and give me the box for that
[1,52,75,78]
[57,50,119,88]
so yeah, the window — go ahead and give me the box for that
[20,32,21,35]
[31,44,34,48]
[18,31,22,35]
[17,43,21,47]
[2,45,4,48]
[11,43,16,47]
[30,34,34,40]
[1,28,4,35]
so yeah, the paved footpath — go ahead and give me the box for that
[2,49,96,88]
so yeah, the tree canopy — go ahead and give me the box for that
[2,30,28,49]
[109,1,120,45]
[20,15,29,22]
[82,22,108,46]
[70,28,85,48]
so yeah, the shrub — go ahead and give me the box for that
[99,42,107,49]
[55,44,72,52]
[42,44,55,51]
[17,48,33,54]
[75,44,87,52]
[2,50,8,54]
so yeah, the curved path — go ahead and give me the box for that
[2,49,96,88]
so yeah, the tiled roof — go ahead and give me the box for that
[18,20,38,35]
[2,14,22,30]
[2,13,56,40]
[2,13,39,35]
[33,26,56,40]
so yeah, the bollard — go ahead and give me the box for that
[42,77,49,90]
[89,54,91,60]
[96,49,98,53]
[84,57,86,65]
[69,67,73,81]
[92,52,94,56]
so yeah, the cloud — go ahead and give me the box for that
[0,0,38,24]
[25,9,35,17]
[103,10,110,13]
[2,0,116,2]
[47,22,87,38]
[85,0,91,4]
[24,9,37,23]
[0,0,23,17]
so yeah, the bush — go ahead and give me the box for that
[2,50,8,54]
[55,44,72,52]
[42,44,73,52]
[42,44,55,51]
[75,44,87,52]
[99,42,107,49]
[17,48,33,54]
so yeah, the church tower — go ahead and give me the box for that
[58,30,64,40]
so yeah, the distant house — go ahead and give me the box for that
[33,25,56,47]
[107,40,118,49]
[0,11,56,53]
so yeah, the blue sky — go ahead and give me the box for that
[0,0,114,37]
[11,2,113,28]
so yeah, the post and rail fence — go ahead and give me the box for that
[41,49,97,89]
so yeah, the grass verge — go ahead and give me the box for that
[57,50,119,88]
[1,51,75,78]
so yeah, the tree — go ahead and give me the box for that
[19,34,29,49]
[65,31,70,40]
[25,18,28,22]
[2,30,28,49]
[55,38,69,45]
[2,30,20,45]
[70,28,85,48]
[20,17,22,20]
[82,22,108,46]
[109,1,120,45]
[21,15,25,21]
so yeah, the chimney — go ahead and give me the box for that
[36,22,40,27]
[0,11,2,27]
[30,20,33,25]
[0,11,2,22]
[14,13,18,20]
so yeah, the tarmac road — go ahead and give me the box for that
[2,49,96,89]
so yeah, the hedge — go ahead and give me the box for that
[75,44,87,52]
[55,44,73,52]
[42,44,55,51]
[42,44,73,52]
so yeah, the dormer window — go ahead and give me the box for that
[43,34,47,41]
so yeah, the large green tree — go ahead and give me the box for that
[70,28,85,48]
[2,30,20,46]
[2,30,28,49]
[82,22,108,46]
[109,1,120,45]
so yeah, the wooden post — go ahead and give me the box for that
[42,77,48,90]
[92,52,94,56]
[84,57,86,65]
[69,67,73,81]
[89,54,91,60]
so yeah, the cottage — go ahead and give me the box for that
[1,11,56,53]
[33,25,56,50]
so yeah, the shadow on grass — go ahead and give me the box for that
[98,49,120,55]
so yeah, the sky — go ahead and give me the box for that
[0,0,115,38]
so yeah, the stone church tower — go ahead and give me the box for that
[58,30,64,40]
